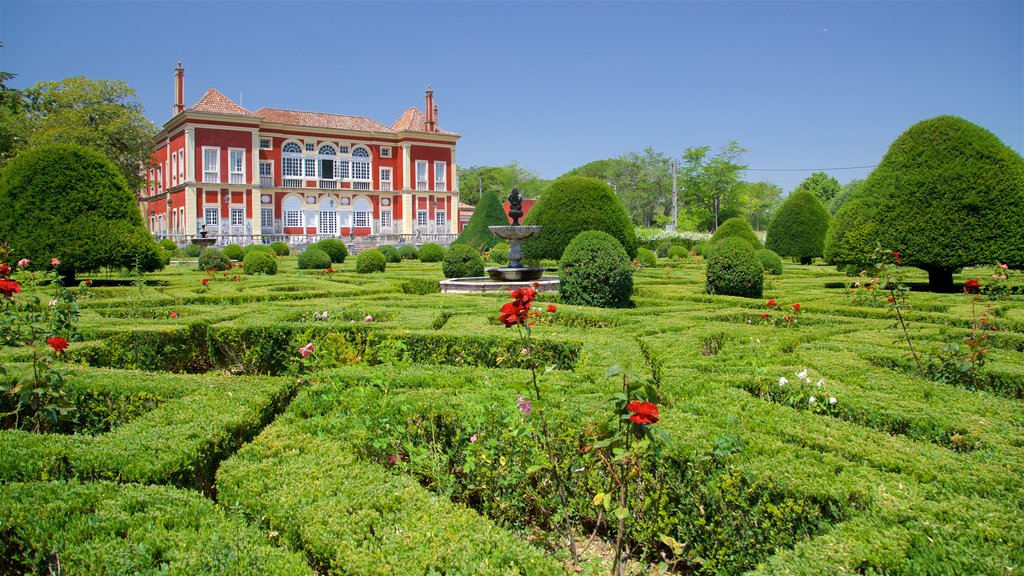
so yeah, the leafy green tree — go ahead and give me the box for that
[734,181,782,230]
[0,144,161,280]
[454,189,509,250]
[857,115,1024,291]
[793,172,841,205]
[22,77,157,190]
[765,190,831,264]
[612,147,672,228]
[828,178,863,214]
[679,141,747,231]
[457,165,506,206]
[0,66,29,165]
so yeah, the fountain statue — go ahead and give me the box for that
[191,224,216,250]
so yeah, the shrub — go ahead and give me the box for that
[693,242,708,257]
[559,230,634,308]
[756,248,784,275]
[159,239,177,251]
[270,241,291,256]
[489,242,511,265]
[0,144,161,281]
[453,189,508,250]
[400,278,440,295]
[522,176,637,260]
[668,245,690,260]
[637,247,657,268]
[377,244,401,263]
[418,243,445,263]
[705,237,764,298]
[442,244,485,278]
[157,248,172,267]
[765,190,831,264]
[711,217,763,249]
[222,244,244,261]
[312,238,349,263]
[824,200,879,272]
[182,243,202,257]
[243,244,275,256]
[657,241,673,258]
[355,249,387,274]
[297,248,332,270]
[243,251,277,275]
[197,248,231,272]
[398,244,418,260]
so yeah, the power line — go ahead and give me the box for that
[742,165,877,172]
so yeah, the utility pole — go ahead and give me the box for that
[670,161,678,232]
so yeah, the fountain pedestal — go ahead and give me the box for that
[485,225,546,282]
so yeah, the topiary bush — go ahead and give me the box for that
[243,244,275,256]
[182,244,202,257]
[270,241,290,256]
[377,245,401,263]
[197,248,231,272]
[442,244,485,279]
[453,189,508,250]
[418,243,445,263]
[705,237,764,298]
[398,244,418,260]
[765,190,831,264]
[521,176,637,261]
[637,247,657,268]
[312,239,349,263]
[711,217,763,249]
[756,248,784,275]
[693,242,708,257]
[559,231,634,308]
[668,245,690,260]
[157,248,172,268]
[297,248,332,270]
[222,244,245,261]
[243,251,277,275]
[824,200,879,273]
[355,249,387,274]
[159,239,177,251]
[489,242,510,265]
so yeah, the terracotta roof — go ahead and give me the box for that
[391,107,456,135]
[189,88,256,116]
[256,108,393,132]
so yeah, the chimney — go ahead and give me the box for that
[173,62,185,115]
[433,104,439,132]
[425,85,435,132]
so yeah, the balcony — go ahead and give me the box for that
[260,176,274,187]
[380,181,393,192]
[319,180,338,190]
[416,181,428,191]
[283,179,303,188]
[352,181,370,191]
[229,174,246,184]
[434,181,446,192]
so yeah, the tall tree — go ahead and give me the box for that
[679,141,747,231]
[793,171,841,204]
[734,180,782,231]
[22,76,156,190]
[0,63,29,164]
[613,147,672,227]
[457,162,547,205]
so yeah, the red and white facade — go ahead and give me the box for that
[140,64,460,246]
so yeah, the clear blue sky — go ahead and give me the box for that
[2,1,1021,192]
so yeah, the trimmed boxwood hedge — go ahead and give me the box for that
[637,247,657,268]
[398,244,418,260]
[443,244,484,278]
[355,249,387,273]
[756,248,784,275]
[765,190,830,264]
[222,243,245,260]
[298,248,332,270]
[559,230,634,308]
[418,243,445,262]
[308,238,348,263]
[489,242,511,265]
[197,248,231,271]
[824,199,879,272]
[705,236,764,298]
[377,244,401,263]
[243,250,277,275]
[712,217,763,249]
[454,189,508,250]
[270,241,290,256]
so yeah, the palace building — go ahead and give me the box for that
[140,64,460,248]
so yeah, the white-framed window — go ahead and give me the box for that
[305,142,315,152]
[171,153,178,185]
[354,211,370,228]
[148,168,154,194]
[283,196,302,227]
[259,138,271,150]
[339,210,352,229]
[202,147,220,183]
[229,148,245,184]
[156,167,163,192]
[435,209,447,227]
[417,210,428,226]
[351,146,371,181]
[380,209,392,229]
[339,145,349,154]
[260,161,273,187]
[178,150,184,180]
[178,207,185,234]
[434,161,447,191]
[304,157,317,179]
[230,207,244,227]
[261,207,273,229]
[353,197,371,228]
[282,142,303,178]
[380,146,391,158]
[380,167,392,191]
[318,144,337,180]
[204,207,219,226]
[319,198,338,235]
[304,210,317,227]
[415,161,428,190]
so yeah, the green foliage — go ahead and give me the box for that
[637,247,657,268]
[377,244,401,263]
[221,243,244,261]
[756,248,784,275]
[705,236,764,298]
[793,171,841,204]
[310,238,348,263]
[0,144,161,279]
[158,239,177,251]
[559,230,634,308]
[457,162,547,206]
[182,243,202,257]
[711,216,763,249]
[243,244,275,256]
[829,178,863,214]
[489,242,510,265]
[679,141,747,231]
[522,176,638,260]
[297,248,332,270]
[418,243,445,262]
[824,200,879,271]
[355,249,387,274]
[454,189,508,250]
[399,278,440,295]
[269,241,291,256]
[397,244,418,260]
[668,245,690,260]
[243,251,277,275]
[196,248,230,272]
[765,190,831,263]
[442,244,484,279]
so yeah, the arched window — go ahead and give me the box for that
[319,197,338,235]
[353,196,372,228]
[318,145,337,180]
[282,142,303,178]
[351,147,371,182]
[283,196,303,228]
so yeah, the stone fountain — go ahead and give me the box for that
[439,187,559,294]
[190,225,216,250]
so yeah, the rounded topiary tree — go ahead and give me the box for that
[823,200,879,273]
[270,241,290,256]
[197,248,231,272]
[297,248,332,270]
[243,244,275,256]
[418,243,445,263]
[668,245,689,260]
[0,144,161,280]
[243,250,277,275]
[521,176,637,261]
[755,248,784,275]
[705,237,764,298]
[377,245,401,263]
[454,189,509,251]
[222,244,244,261]
[309,239,348,263]
[442,244,484,278]
[636,247,657,268]
[355,249,387,274]
[765,190,830,264]
[559,230,633,308]
[711,217,762,249]
[860,115,1024,291]
[398,244,418,260]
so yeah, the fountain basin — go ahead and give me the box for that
[486,266,546,282]
[440,275,559,294]
[489,225,542,241]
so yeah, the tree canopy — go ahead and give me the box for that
[453,189,509,250]
[793,172,841,205]
[679,141,747,231]
[765,190,831,264]
[457,162,547,206]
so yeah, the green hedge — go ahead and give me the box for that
[222,243,244,260]
[0,480,311,575]
[454,189,508,250]
[766,190,830,264]
[355,249,387,273]
[706,236,764,298]
[298,248,332,270]
[711,217,762,249]
[243,250,277,275]
[443,244,484,278]
[559,230,634,308]
[418,242,446,262]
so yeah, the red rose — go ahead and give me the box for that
[887,296,895,303]
[84,280,92,287]
[0,263,10,276]
[760,313,770,319]
[964,279,980,294]
[626,401,659,425]
[47,336,69,354]
[499,301,527,327]
[201,278,209,285]
[0,279,20,299]
[893,251,902,264]
[792,303,801,312]
[785,315,793,323]
[767,299,777,307]
[547,304,557,313]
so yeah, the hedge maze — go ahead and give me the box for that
[1,255,1022,574]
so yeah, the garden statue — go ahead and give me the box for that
[508,187,523,225]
